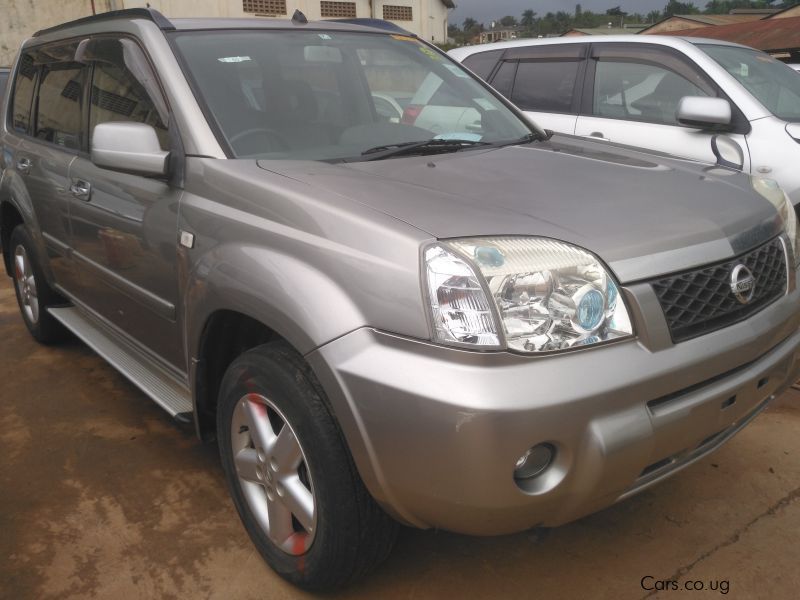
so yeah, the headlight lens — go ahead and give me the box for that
[752,177,799,267]
[424,238,633,353]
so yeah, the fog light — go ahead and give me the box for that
[514,444,555,480]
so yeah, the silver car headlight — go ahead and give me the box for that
[752,178,799,267]
[424,237,633,353]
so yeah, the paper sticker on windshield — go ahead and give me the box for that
[419,46,441,61]
[740,63,749,77]
[435,133,484,142]
[443,63,469,78]
[318,34,332,40]
[391,34,415,41]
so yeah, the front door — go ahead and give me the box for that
[67,36,184,370]
[574,43,750,170]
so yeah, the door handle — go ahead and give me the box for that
[70,180,92,201]
[589,132,610,141]
[16,158,33,175]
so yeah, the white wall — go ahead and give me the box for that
[0,0,451,66]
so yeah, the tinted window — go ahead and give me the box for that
[511,61,579,113]
[35,63,85,149]
[0,71,9,100]
[462,50,503,80]
[11,55,36,134]
[490,61,517,97]
[593,60,710,125]
[91,64,169,150]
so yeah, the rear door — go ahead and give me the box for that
[500,44,587,135]
[8,44,87,291]
[67,36,184,370]
[574,43,750,168]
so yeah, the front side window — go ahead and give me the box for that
[10,54,36,134]
[82,38,170,150]
[592,60,711,125]
[172,31,531,161]
[34,62,85,150]
[700,44,800,123]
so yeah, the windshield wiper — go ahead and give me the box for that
[359,138,491,161]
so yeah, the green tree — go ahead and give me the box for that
[664,0,699,16]
[499,15,519,28]
[521,9,537,28]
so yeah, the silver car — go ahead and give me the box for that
[2,9,800,591]
[450,36,800,207]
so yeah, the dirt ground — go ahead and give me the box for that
[1,274,799,600]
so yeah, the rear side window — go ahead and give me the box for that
[462,50,503,81]
[11,54,36,134]
[490,61,517,97]
[35,63,85,149]
[511,61,580,113]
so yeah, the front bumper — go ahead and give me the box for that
[308,281,800,536]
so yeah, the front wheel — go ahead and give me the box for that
[217,342,398,591]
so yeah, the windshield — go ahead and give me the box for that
[172,30,532,161]
[700,44,800,123]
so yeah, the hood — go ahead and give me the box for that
[258,137,783,283]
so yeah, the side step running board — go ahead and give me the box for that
[48,306,193,418]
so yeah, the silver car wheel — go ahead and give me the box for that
[231,393,317,555]
[14,244,39,325]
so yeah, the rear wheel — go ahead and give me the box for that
[9,225,66,343]
[217,342,398,591]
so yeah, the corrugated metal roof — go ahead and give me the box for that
[563,26,646,36]
[660,15,800,51]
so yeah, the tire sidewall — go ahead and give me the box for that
[217,348,362,588]
[9,225,47,339]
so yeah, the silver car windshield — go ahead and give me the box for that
[700,44,800,123]
[172,30,533,161]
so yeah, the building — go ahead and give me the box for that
[658,15,800,63]
[639,11,774,35]
[562,25,649,37]
[479,27,524,44]
[766,4,800,19]
[0,0,454,66]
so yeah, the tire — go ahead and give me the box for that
[9,225,67,344]
[217,342,398,591]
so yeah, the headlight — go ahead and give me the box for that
[424,237,633,353]
[752,178,799,267]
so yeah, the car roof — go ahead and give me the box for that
[448,34,749,60]
[31,7,406,41]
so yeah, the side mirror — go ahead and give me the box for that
[786,122,800,143]
[711,135,745,171]
[676,97,732,129]
[92,122,170,177]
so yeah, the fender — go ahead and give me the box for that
[0,165,55,285]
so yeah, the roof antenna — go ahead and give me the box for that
[292,10,308,25]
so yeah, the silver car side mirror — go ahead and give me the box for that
[787,123,800,142]
[92,122,170,177]
[711,135,744,171]
[676,97,732,129]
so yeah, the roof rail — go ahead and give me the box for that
[329,18,415,36]
[33,8,175,37]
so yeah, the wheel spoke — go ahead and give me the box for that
[280,474,315,532]
[243,397,276,452]
[14,253,25,281]
[26,276,37,298]
[270,425,302,472]
[267,493,295,545]
[29,298,39,323]
[234,447,262,484]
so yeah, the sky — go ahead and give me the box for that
[450,0,706,24]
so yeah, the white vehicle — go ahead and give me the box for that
[450,37,800,206]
